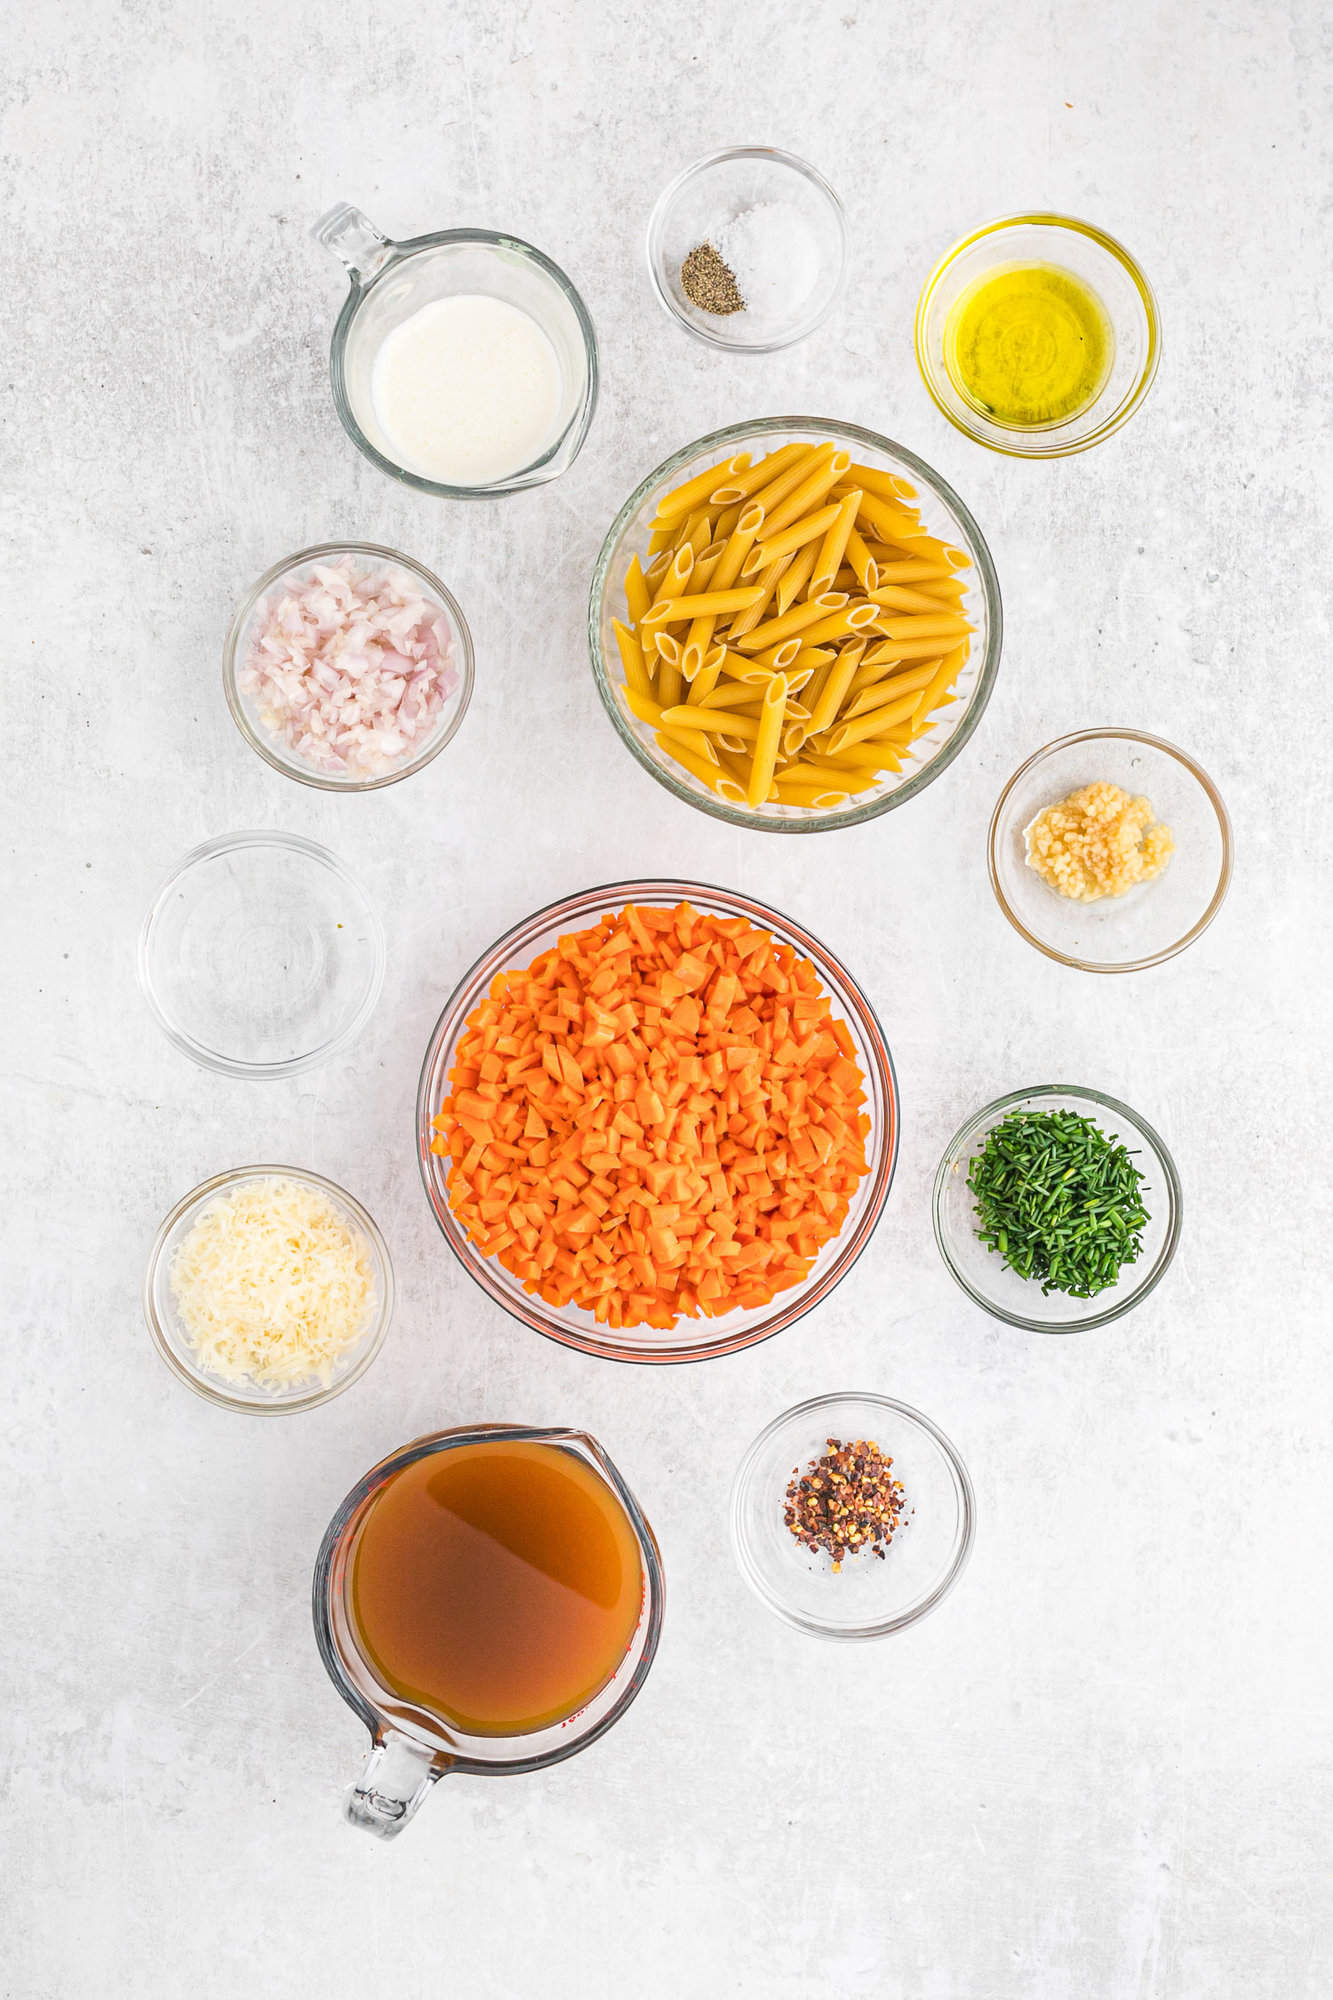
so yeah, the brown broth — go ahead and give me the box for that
[348,1440,644,1737]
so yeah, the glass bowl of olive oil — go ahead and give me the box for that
[915,214,1160,457]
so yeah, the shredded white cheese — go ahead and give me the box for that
[169,1176,376,1389]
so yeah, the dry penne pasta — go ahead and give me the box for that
[612,438,979,813]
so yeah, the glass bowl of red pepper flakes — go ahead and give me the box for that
[729,1392,975,1638]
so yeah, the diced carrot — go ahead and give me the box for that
[433,903,871,1328]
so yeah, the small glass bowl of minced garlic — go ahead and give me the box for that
[988,729,1233,972]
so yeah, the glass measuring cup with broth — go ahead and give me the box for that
[314,204,599,497]
[313,1424,663,1838]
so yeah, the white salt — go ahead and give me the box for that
[713,201,822,319]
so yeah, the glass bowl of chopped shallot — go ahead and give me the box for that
[416,879,899,1365]
[730,1393,976,1639]
[143,1165,395,1413]
[223,543,474,790]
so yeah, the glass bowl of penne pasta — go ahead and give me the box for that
[415,878,900,1364]
[588,419,1002,831]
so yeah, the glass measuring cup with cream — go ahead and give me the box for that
[315,204,598,497]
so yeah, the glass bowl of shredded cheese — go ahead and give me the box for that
[143,1166,394,1412]
[988,728,1233,972]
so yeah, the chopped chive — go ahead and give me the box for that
[965,1108,1151,1299]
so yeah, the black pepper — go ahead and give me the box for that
[680,241,745,316]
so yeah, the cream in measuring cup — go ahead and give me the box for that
[315,204,598,498]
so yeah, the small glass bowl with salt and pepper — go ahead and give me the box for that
[647,147,847,352]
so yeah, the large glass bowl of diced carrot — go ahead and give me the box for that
[588,418,1002,831]
[416,880,899,1363]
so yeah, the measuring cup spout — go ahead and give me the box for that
[346,1730,448,1838]
[314,203,394,284]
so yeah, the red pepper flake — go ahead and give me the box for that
[783,1436,905,1572]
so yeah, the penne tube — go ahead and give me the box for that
[654,454,754,526]
[851,656,941,699]
[911,643,969,718]
[661,704,760,742]
[747,443,829,526]
[792,752,894,786]
[777,602,879,648]
[753,499,844,568]
[612,617,652,699]
[875,613,975,640]
[760,449,852,538]
[648,543,694,615]
[782,721,809,757]
[808,489,862,598]
[624,556,651,628]
[871,558,959,583]
[746,676,788,809]
[642,587,766,623]
[822,691,924,752]
[862,632,960,662]
[806,639,865,734]
[727,553,793,639]
[645,548,673,588]
[653,632,683,667]
[856,492,932,548]
[843,671,937,721]
[733,592,848,651]
[777,539,820,614]
[845,526,879,592]
[771,779,849,809]
[689,641,730,704]
[712,441,808,503]
[750,638,802,672]
[870,584,970,614]
[833,463,918,503]
[652,732,742,799]
[698,680,768,711]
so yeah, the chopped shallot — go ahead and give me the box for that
[238,558,459,779]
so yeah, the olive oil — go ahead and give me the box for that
[944,261,1113,427]
[348,1440,644,1737]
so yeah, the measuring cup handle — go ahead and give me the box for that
[345,1730,446,1838]
[314,203,394,284]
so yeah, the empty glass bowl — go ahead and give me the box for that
[416,879,899,1364]
[223,543,474,792]
[988,728,1232,972]
[589,418,1002,832]
[933,1084,1182,1333]
[315,202,598,497]
[646,147,846,351]
[143,1165,394,1413]
[139,832,385,1078]
[915,213,1160,456]
[730,1392,976,1639]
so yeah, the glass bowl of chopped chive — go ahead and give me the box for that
[933,1086,1182,1333]
[729,1392,976,1639]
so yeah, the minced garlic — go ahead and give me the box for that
[1024,781,1173,902]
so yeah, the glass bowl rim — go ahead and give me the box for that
[414,876,900,1364]
[221,542,476,793]
[729,1390,977,1639]
[142,1162,395,1414]
[644,145,849,353]
[328,226,600,499]
[137,828,387,1078]
[914,211,1162,459]
[931,1082,1184,1332]
[987,726,1234,972]
[587,415,1003,833]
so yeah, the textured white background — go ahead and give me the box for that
[4,1,1331,1995]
